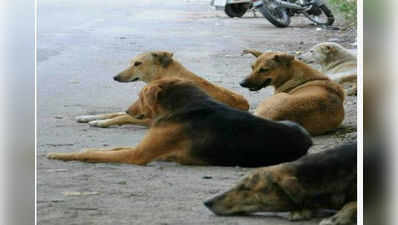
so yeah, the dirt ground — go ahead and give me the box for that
[37,0,357,224]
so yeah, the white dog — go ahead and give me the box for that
[298,42,357,96]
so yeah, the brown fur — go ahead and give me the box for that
[76,51,249,128]
[49,80,203,165]
[240,50,345,136]
[47,123,197,165]
[48,78,311,167]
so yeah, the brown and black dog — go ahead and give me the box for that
[76,51,249,128]
[204,142,357,225]
[48,78,311,167]
[240,50,345,136]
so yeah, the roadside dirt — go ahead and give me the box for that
[37,0,357,224]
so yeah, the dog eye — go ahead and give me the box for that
[259,68,269,73]
[134,61,142,66]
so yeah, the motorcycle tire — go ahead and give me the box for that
[304,4,334,26]
[224,3,250,18]
[258,3,291,28]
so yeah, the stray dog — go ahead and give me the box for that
[76,51,249,128]
[48,78,312,167]
[204,142,357,225]
[298,42,357,96]
[240,50,345,136]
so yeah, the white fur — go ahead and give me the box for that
[298,42,357,81]
[76,112,125,123]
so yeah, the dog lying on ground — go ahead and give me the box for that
[76,51,249,128]
[204,142,357,225]
[298,42,357,96]
[240,50,345,136]
[48,78,312,167]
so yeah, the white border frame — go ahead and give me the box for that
[357,0,363,224]
[32,1,364,224]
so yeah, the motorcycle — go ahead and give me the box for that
[259,0,335,27]
[210,0,263,18]
[211,0,335,28]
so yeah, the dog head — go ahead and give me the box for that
[204,166,301,215]
[240,51,295,91]
[297,42,343,65]
[126,78,196,119]
[113,51,174,83]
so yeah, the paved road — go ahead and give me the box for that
[37,1,356,224]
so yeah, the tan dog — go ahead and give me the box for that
[240,50,345,136]
[298,42,357,96]
[48,78,311,167]
[76,51,249,128]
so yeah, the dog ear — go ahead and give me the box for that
[152,52,174,67]
[273,54,295,66]
[322,45,336,54]
[241,49,263,58]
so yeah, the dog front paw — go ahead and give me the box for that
[319,216,337,225]
[76,115,97,123]
[88,120,109,128]
[47,152,58,159]
[47,152,73,161]
[319,215,353,225]
[288,209,313,221]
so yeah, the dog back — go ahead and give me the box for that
[288,142,357,209]
[178,103,312,167]
[151,80,312,167]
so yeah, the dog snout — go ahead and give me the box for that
[239,79,250,88]
[113,75,121,81]
[203,199,214,209]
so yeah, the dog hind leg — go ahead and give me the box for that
[288,209,315,221]
[337,74,357,85]
[319,201,357,225]
[47,124,189,165]
[337,74,357,96]
[47,147,139,164]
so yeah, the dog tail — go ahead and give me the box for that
[312,80,345,102]
[328,81,346,101]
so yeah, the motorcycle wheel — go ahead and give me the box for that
[303,4,334,26]
[224,3,250,18]
[258,1,291,28]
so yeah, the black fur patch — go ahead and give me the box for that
[289,142,357,209]
[154,82,313,167]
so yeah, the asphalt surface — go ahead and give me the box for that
[37,0,357,224]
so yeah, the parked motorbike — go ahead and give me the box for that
[259,0,335,27]
[210,0,263,18]
[211,0,335,28]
